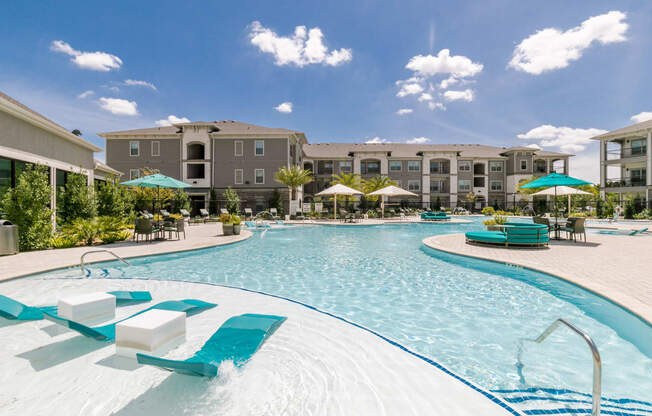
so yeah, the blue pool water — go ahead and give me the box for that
[44,220,652,412]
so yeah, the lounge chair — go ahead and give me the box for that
[220,208,229,216]
[295,211,305,221]
[0,291,152,321]
[270,208,279,220]
[179,209,191,219]
[244,208,253,219]
[598,227,648,236]
[160,209,171,218]
[465,223,549,248]
[137,313,286,377]
[43,299,216,341]
[421,211,451,221]
[200,209,210,222]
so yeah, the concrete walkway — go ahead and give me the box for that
[0,223,252,282]
[423,232,652,324]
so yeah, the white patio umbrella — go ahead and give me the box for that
[316,183,363,220]
[532,185,591,214]
[367,185,418,218]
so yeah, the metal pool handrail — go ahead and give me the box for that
[534,318,601,416]
[80,250,130,275]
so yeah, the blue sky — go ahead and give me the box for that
[1,1,651,181]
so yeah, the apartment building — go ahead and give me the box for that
[303,143,570,209]
[591,118,652,207]
[101,121,307,213]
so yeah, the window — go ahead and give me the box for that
[520,160,528,171]
[234,169,243,184]
[473,163,485,175]
[631,139,646,156]
[129,141,139,157]
[255,140,264,156]
[339,160,352,172]
[459,180,471,191]
[187,143,205,160]
[490,180,503,191]
[361,161,380,174]
[129,169,140,180]
[234,141,243,157]
[408,180,421,192]
[187,164,205,179]
[534,159,547,173]
[473,177,485,187]
[430,161,440,173]
[255,169,265,184]
[489,161,503,172]
[389,161,402,171]
[408,161,421,172]
[152,141,160,157]
[0,157,11,198]
[430,180,441,192]
[318,160,333,175]
[458,161,471,171]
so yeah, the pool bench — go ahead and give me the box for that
[465,223,549,248]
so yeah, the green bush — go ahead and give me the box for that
[268,189,282,215]
[62,216,127,246]
[483,215,507,226]
[481,207,495,216]
[58,171,96,224]
[100,230,131,244]
[170,188,190,213]
[1,165,52,251]
[209,188,218,215]
[624,200,635,219]
[50,234,80,249]
[96,175,132,218]
[223,187,240,214]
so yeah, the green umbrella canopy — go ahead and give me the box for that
[122,173,190,188]
[520,173,591,189]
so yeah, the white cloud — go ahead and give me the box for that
[77,90,94,99]
[274,102,293,113]
[155,115,190,126]
[365,137,392,144]
[396,83,423,97]
[396,108,413,115]
[407,137,430,144]
[406,49,483,78]
[631,111,652,123]
[517,124,607,152]
[525,143,542,150]
[509,11,628,75]
[107,86,120,93]
[249,21,352,67]
[124,79,157,91]
[439,76,459,89]
[443,89,474,102]
[418,93,433,102]
[428,102,446,111]
[50,40,122,72]
[98,97,138,116]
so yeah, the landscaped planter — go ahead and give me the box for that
[222,223,234,236]
[233,224,241,235]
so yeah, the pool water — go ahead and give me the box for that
[46,220,652,413]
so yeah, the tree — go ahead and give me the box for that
[129,167,178,212]
[223,187,240,214]
[57,171,96,224]
[169,189,190,213]
[331,172,361,208]
[268,189,282,214]
[361,175,396,202]
[96,174,132,218]
[209,188,218,215]
[274,165,313,200]
[1,165,52,251]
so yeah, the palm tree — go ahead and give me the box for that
[274,165,313,201]
[362,175,397,203]
[331,172,362,208]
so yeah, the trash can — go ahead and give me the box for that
[0,220,19,255]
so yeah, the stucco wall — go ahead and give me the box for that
[106,138,181,180]
[212,138,288,188]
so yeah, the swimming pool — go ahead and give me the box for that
[43,220,652,413]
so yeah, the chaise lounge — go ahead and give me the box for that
[421,211,451,221]
[465,222,549,248]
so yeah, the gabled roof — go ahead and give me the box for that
[94,159,122,176]
[590,119,652,140]
[0,91,101,152]
[99,120,304,139]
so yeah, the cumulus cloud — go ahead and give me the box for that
[631,112,652,123]
[98,97,138,116]
[428,102,446,111]
[50,40,122,71]
[406,49,483,78]
[124,79,157,91]
[443,89,474,102]
[396,108,413,115]
[407,137,430,144]
[365,137,392,144]
[274,102,293,113]
[249,21,352,67]
[525,143,542,150]
[509,11,628,75]
[155,115,190,126]
[517,124,607,152]
[418,93,433,102]
[439,76,459,89]
[77,90,94,99]
[396,83,423,97]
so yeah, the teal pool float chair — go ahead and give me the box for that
[465,223,549,248]
[421,211,451,221]
[598,227,648,236]
[0,291,153,321]
[43,299,216,341]
[137,313,286,377]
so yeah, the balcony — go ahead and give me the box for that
[606,146,647,161]
[605,177,647,188]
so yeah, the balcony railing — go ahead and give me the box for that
[605,177,647,188]
[606,146,647,160]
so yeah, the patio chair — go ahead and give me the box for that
[43,299,216,341]
[559,217,587,242]
[244,208,253,219]
[220,208,229,216]
[533,216,552,234]
[137,314,286,377]
[270,208,279,220]
[0,291,152,321]
[295,211,306,221]
[160,209,171,218]
[133,218,160,243]
[200,209,210,223]
[163,218,186,240]
[179,209,191,222]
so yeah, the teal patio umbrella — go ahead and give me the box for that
[520,173,592,238]
[122,173,190,215]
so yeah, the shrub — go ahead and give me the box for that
[219,213,232,223]
[169,189,190,213]
[58,171,96,224]
[268,189,282,215]
[223,187,240,214]
[483,215,507,226]
[96,175,132,218]
[1,165,52,251]
[624,200,635,219]
[481,207,495,216]
[100,230,131,244]
[50,234,80,249]
[62,216,127,246]
[633,209,651,220]
[209,188,218,215]
[231,215,242,225]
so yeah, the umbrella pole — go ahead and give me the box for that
[382,197,385,219]
[334,196,337,220]
[554,186,559,239]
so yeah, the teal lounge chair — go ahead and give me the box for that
[0,291,153,321]
[43,299,216,341]
[137,313,286,377]
[598,227,648,236]
[421,211,451,221]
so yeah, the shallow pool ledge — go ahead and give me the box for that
[422,233,652,326]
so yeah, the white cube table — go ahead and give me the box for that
[115,309,186,358]
[58,292,116,324]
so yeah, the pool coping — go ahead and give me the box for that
[422,234,652,327]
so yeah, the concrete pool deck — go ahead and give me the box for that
[423,232,652,325]
[0,278,512,416]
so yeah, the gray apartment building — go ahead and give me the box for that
[101,121,307,213]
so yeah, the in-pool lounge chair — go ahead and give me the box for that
[465,223,549,248]
[0,291,152,321]
[137,313,286,377]
[43,299,216,341]
[598,227,648,236]
[421,211,451,221]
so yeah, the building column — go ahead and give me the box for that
[379,157,388,176]
[50,166,57,228]
[353,156,361,175]
[647,131,652,186]
[600,139,607,198]
[449,156,458,209]
[422,156,431,208]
